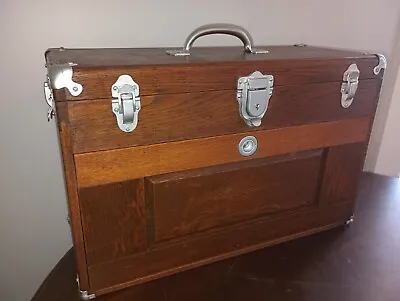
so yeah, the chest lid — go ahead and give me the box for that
[45,24,385,103]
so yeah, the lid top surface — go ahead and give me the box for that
[46,46,374,68]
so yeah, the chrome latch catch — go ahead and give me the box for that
[111,75,141,133]
[341,64,360,108]
[237,71,274,127]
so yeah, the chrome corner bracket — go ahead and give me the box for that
[373,54,387,75]
[76,275,96,300]
[44,63,83,121]
[80,290,96,300]
[44,80,55,121]
[47,63,83,96]
[111,75,141,133]
[345,215,355,226]
[237,71,274,127]
[341,64,360,108]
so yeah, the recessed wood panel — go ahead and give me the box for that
[79,179,147,266]
[88,202,354,294]
[66,80,380,153]
[320,143,367,204]
[74,118,370,188]
[147,151,323,242]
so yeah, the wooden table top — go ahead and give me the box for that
[32,172,400,301]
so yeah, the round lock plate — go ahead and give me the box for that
[238,136,258,157]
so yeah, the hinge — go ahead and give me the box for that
[237,71,274,127]
[341,64,360,108]
[111,75,141,133]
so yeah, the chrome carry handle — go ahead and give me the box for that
[166,24,268,56]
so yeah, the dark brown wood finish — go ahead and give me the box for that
[67,80,380,153]
[79,179,147,266]
[148,150,323,242]
[55,103,89,290]
[320,143,367,204]
[74,118,370,187]
[46,46,378,66]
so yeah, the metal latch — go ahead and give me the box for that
[237,71,274,127]
[111,75,141,133]
[341,64,360,108]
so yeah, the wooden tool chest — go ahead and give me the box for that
[44,24,386,299]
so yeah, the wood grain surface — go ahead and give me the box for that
[55,103,89,290]
[44,45,385,298]
[79,179,147,266]
[320,143,367,204]
[46,46,377,67]
[88,201,353,294]
[74,118,370,188]
[66,80,380,153]
[31,173,400,301]
[52,57,379,101]
[148,150,323,242]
